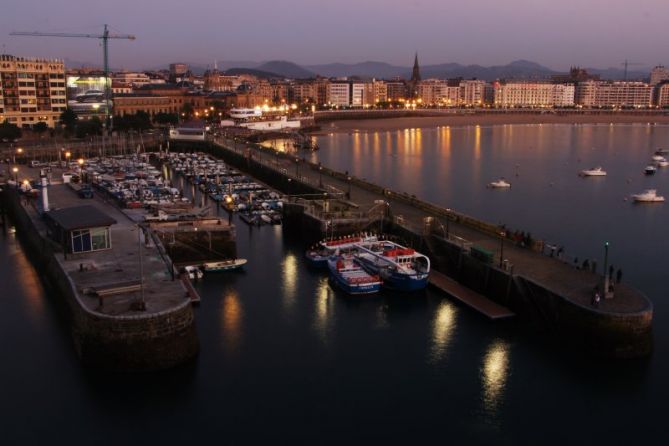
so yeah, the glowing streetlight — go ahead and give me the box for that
[12,167,19,183]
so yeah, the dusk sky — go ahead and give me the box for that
[2,0,668,70]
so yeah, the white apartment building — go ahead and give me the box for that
[576,81,652,107]
[650,66,669,86]
[493,82,575,107]
[459,80,486,106]
[327,81,351,106]
[0,54,66,128]
[417,80,460,105]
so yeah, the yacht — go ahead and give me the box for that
[579,166,607,177]
[487,178,511,188]
[631,189,665,203]
[651,155,666,162]
[654,157,669,168]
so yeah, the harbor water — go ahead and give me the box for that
[2,123,668,444]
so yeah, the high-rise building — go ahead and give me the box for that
[650,66,669,86]
[386,80,406,101]
[656,82,669,107]
[327,81,351,106]
[0,54,66,128]
[459,80,486,106]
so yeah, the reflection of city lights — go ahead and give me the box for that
[314,278,334,342]
[282,254,298,314]
[221,290,242,353]
[429,301,456,363]
[482,340,510,413]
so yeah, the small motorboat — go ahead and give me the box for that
[327,255,382,295]
[183,265,204,280]
[651,155,666,162]
[201,258,247,272]
[653,156,669,167]
[579,166,607,177]
[487,178,511,188]
[645,165,657,175]
[631,189,665,203]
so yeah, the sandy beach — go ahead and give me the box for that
[315,112,669,133]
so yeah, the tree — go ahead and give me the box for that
[0,121,22,141]
[76,117,103,138]
[33,122,49,135]
[59,109,78,135]
[154,112,179,126]
[133,111,153,131]
[180,102,194,120]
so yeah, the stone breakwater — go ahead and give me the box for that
[1,188,199,371]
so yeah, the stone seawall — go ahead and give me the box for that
[1,189,199,371]
[421,232,652,358]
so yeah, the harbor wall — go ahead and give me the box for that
[419,232,652,358]
[1,189,199,371]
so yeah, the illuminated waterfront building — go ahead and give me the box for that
[576,80,652,107]
[493,81,575,107]
[0,54,66,128]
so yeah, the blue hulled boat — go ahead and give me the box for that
[327,256,382,295]
[355,241,430,291]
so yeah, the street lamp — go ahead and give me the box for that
[603,241,611,296]
[347,176,352,199]
[12,167,18,184]
[499,230,506,268]
[318,164,323,188]
[295,157,300,177]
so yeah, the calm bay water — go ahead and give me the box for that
[2,123,668,444]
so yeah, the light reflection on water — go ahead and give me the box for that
[313,277,335,343]
[482,339,510,415]
[428,300,457,364]
[281,253,298,315]
[221,289,242,354]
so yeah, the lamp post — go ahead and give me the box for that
[295,157,300,178]
[445,208,451,238]
[12,167,18,184]
[499,230,506,268]
[318,164,323,188]
[347,176,352,199]
[603,241,610,297]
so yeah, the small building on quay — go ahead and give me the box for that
[44,205,117,254]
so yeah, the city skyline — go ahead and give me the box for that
[2,0,669,70]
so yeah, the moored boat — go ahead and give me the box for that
[645,165,657,175]
[201,258,248,272]
[327,256,382,295]
[355,241,431,291]
[305,234,379,267]
[631,189,665,203]
[579,166,607,177]
[487,178,511,188]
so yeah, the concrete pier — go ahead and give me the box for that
[2,173,199,370]
[200,137,653,357]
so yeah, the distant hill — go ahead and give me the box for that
[306,61,407,79]
[256,60,314,78]
[224,67,282,79]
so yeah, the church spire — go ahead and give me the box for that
[411,52,421,82]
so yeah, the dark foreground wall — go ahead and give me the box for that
[1,189,199,371]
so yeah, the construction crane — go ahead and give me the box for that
[10,24,136,129]
[621,59,644,81]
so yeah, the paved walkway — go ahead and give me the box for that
[213,137,651,316]
[20,171,188,316]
